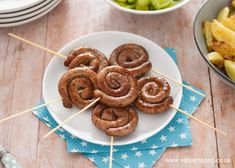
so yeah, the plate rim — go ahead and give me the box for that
[0,0,45,13]
[0,0,53,19]
[43,31,183,146]
[0,0,57,23]
[0,0,62,27]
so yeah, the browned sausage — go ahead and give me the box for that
[92,103,138,137]
[94,65,138,107]
[64,47,109,72]
[135,76,173,113]
[109,44,152,78]
[58,67,98,108]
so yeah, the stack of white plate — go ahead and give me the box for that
[0,0,62,27]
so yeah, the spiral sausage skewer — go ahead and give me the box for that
[64,47,109,72]
[94,65,138,107]
[58,68,98,108]
[109,44,152,78]
[135,76,173,114]
[92,103,138,137]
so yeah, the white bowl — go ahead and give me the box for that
[193,0,235,88]
[104,0,191,15]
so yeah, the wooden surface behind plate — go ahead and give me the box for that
[0,0,234,167]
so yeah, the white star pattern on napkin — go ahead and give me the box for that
[131,146,138,151]
[43,117,49,122]
[70,135,77,139]
[149,150,157,156]
[138,162,146,168]
[124,165,130,168]
[81,141,87,147]
[151,144,159,149]
[71,148,79,152]
[32,110,39,115]
[176,118,184,124]
[90,149,98,153]
[171,142,178,147]
[59,134,65,139]
[121,153,129,160]
[179,133,187,139]
[135,151,142,158]
[102,157,109,164]
[141,139,147,144]
[168,126,175,132]
[189,96,197,102]
[160,135,167,142]
[113,148,118,152]
[89,157,95,162]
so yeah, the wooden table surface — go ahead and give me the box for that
[0,0,234,167]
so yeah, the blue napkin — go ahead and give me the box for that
[32,48,205,168]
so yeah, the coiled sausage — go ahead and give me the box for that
[58,67,97,108]
[92,103,138,137]
[109,44,152,78]
[64,47,109,72]
[94,66,138,107]
[135,76,173,113]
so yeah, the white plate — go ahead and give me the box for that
[0,0,44,13]
[0,0,57,23]
[104,0,191,15]
[0,0,52,18]
[0,0,61,27]
[43,31,183,146]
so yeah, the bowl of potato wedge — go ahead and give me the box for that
[194,0,235,87]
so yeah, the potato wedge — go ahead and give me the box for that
[211,19,235,45]
[224,60,235,81]
[230,11,235,17]
[230,15,235,21]
[208,52,224,68]
[203,21,213,51]
[221,18,235,32]
[212,41,235,61]
[217,7,230,22]
[232,0,235,8]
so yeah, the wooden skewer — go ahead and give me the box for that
[0,98,61,123]
[109,136,114,168]
[170,105,227,136]
[8,33,66,59]
[151,69,206,97]
[43,97,101,138]
[8,33,205,98]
